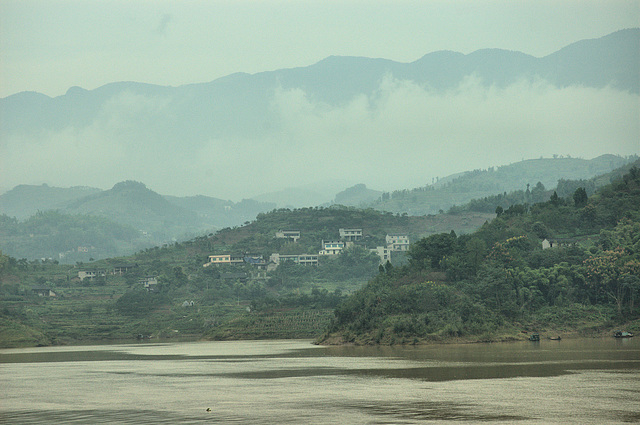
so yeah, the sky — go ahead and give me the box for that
[2,0,639,99]
[1,0,639,201]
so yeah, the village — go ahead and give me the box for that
[203,228,410,272]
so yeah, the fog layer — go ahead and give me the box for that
[2,75,637,200]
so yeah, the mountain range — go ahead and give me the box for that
[1,29,638,200]
[3,29,637,136]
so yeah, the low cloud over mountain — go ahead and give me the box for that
[1,29,638,200]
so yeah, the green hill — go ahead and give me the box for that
[0,181,277,262]
[318,166,640,345]
[64,181,203,238]
[368,155,636,215]
[0,211,143,262]
[0,201,491,347]
[1,163,638,348]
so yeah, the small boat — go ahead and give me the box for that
[549,336,561,341]
[614,331,634,338]
[529,333,540,341]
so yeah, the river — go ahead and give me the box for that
[1,337,638,424]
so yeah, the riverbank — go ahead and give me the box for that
[316,317,640,346]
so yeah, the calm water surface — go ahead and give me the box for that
[1,338,639,424]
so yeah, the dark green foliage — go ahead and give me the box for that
[409,232,458,270]
[573,187,589,207]
[321,167,640,344]
[115,290,169,316]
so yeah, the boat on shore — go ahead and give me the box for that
[614,331,634,338]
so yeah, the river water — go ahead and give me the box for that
[1,338,638,424]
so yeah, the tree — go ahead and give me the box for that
[409,232,458,270]
[584,248,639,316]
[573,187,588,208]
[465,238,487,275]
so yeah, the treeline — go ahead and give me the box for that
[321,167,640,344]
[448,178,601,215]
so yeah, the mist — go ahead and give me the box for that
[2,74,637,200]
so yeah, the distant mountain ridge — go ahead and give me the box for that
[0,181,276,237]
[2,29,637,140]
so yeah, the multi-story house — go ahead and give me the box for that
[386,234,410,251]
[205,254,245,266]
[339,228,363,241]
[371,246,392,264]
[268,253,319,271]
[319,240,346,255]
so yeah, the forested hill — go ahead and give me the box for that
[364,155,635,215]
[448,157,640,215]
[319,166,640,345]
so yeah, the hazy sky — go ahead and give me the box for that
[1,1,639,201]
[1,0,638,98]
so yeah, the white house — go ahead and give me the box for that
[386,234,410,251]
[78,270,106,281]
[139,276,158,291]
[319,240,346,255]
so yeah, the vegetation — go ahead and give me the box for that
[0,181,276,262]
[319,166,640,345]
[1,164,638,348]
[367,155,636,215]
[3,204,481,347]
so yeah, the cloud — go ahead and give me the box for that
[264,76,639,190]
[1,77,637,200]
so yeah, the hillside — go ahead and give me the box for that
[1,162,638,347]
[367,155,636,215]
[165,195,276,229]
[0,199,492,347]
[318,166,640,345]
[334,184,383,207]
[1,155,634,263]
[64,181,202,235]
[0,182,276,262]
[4,30,637,135]
[0,211,143,263]
[448,157,640,215]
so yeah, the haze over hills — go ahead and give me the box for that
[0,154,635,263]
[0,181,276,231]
[364,154,637,215]
[1,29,638,200]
